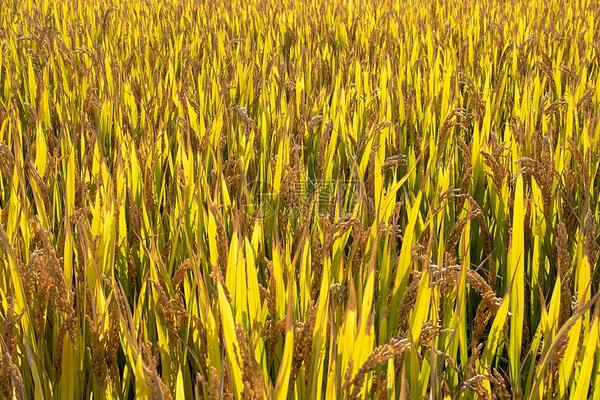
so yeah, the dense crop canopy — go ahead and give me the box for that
[0,0,599,398]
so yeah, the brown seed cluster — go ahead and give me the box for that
[85,303,120,391]
[345,337,411,399]
[26,222,73,333]
[0,298,25,400]
[235,325,265,399]
[152,280,187,345]
[0,142,15,178]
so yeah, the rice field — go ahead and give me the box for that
[0,0,599,398]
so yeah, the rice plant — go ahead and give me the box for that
[0,0,599,398]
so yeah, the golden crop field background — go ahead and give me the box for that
[0,0,599,398]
